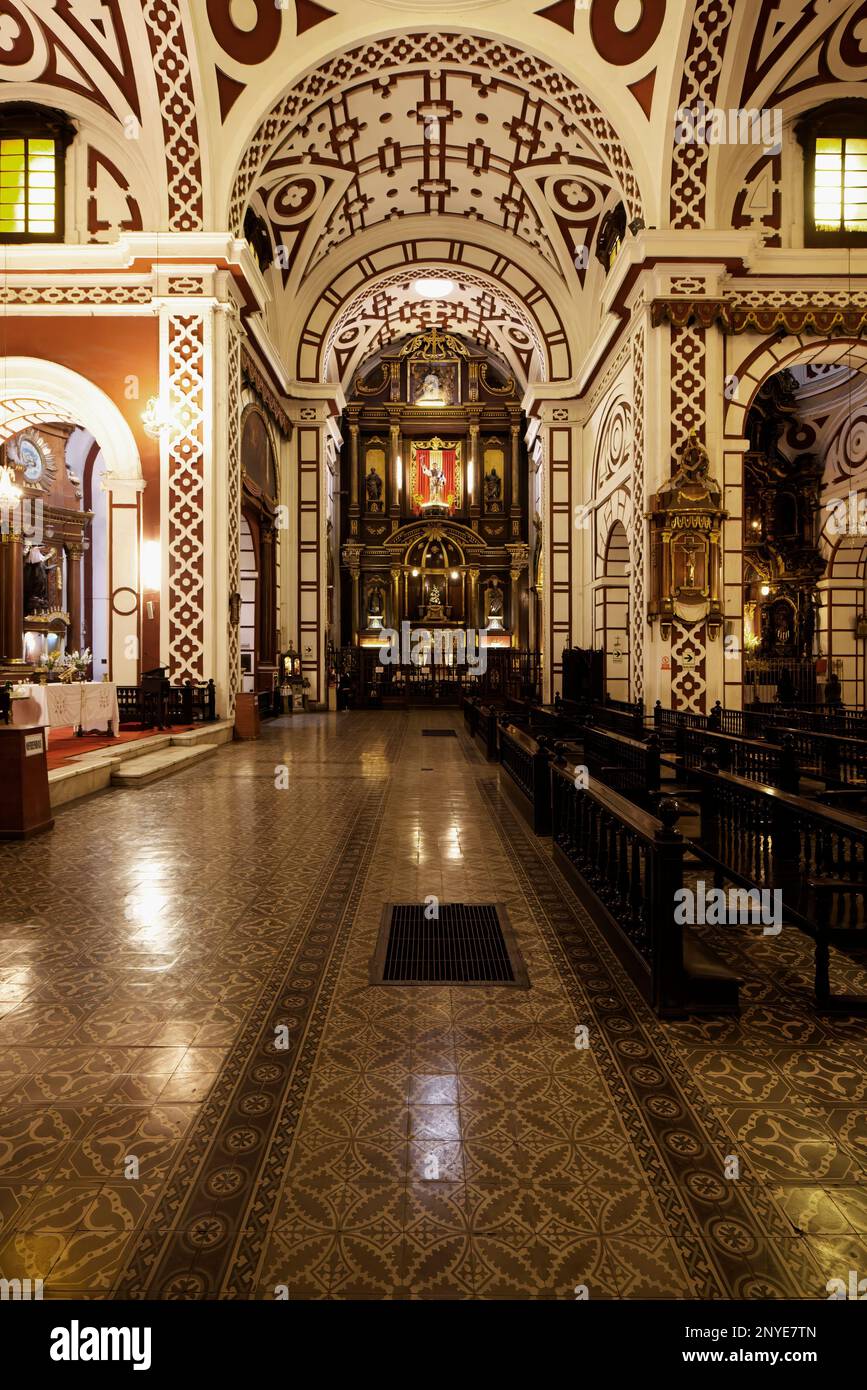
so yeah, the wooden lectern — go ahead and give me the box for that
[0,725,54,839]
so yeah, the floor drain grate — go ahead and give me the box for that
[370,903,528,986]
[421,729,457,737]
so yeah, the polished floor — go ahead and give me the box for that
[1,709,867,1299]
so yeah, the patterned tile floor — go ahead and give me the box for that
[1,709,866,1299]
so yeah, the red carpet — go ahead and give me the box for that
[46,725,196,771]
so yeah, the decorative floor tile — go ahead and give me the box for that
[1,710,866,1301]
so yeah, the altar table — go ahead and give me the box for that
[11,682,120,737]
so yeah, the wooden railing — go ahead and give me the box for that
[589,697,645,741]
[676,726,800,793]
[550,760,738,1016]
[765,724,867,789]
[118,678,216,729]
[583,726,661,809]
[499,724,552,834]
[692,763,867,1011]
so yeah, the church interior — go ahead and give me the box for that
[2,0,867,1328]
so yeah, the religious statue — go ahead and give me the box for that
[422,459,447,505]
[368,584,384,618]
[486,582,504,618]
[484,469,502,505]
[365,467,383,507]
[418,372,444,403]
[23,545,57,615]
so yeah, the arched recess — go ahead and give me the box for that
[240,405,279,694]
[600,520,631,701]
[820,531,867,709]
[723,336,867,708]
[0,356,144,684]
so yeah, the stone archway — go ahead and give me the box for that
[0,356,144,684]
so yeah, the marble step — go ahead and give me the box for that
[110,743,218,788]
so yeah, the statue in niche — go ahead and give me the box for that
[365,466,383,507]
[422,458,447,505]
[486,581,504,619]
[484,469,502,506]
[428,584,441,606]
[368,584,384,619]
[24,545,58,615]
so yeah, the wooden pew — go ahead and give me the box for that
[589,696,645,741]
[499,723,553,834]
[691,761,867,1012]
[766,724,867,797]
[673,726,800,794]
[581,726,661,810]
[550,759,739,1016]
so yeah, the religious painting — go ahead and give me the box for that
[363,441,386,513]
[482,441,505,513]
[408,359,460,407]
[409,438,462,514]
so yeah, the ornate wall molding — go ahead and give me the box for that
[141,0,204,231]
[653,299,867,337]
[225,314,242,717]
[166,312,206,681]
[241,349,292,437]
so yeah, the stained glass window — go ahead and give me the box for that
[0,135,58,237]
[814,136,867,234]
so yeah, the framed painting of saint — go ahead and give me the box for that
[409,437,462,514]
[408,359,460,407]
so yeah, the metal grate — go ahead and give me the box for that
[370,903,528,986]
[421,729,457,737]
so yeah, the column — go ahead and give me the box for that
[468,567,479,630]
[0,520,25,673]
[510,416,521,539]
[66,543,84,652]
[102,473,144,685]
[259,520,275,664]
[156,269,244,717]
[469,420,480,520]
[389,419,401,514]
[391,566,401,630]
[349,421,360,512]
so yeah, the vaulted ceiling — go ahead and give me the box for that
[0,0,865,388]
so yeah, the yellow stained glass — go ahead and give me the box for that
[0,134,56,236]
[813,133,867,233]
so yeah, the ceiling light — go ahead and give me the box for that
[413,277,455,299]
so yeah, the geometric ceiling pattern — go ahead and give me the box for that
[246,49,633,296]
[322,266,548,388]
[1,0,865,390]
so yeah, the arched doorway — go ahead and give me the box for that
[0,357,144,684]
[600,519,630,700]
[240,408,279,696]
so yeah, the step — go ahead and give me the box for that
[170,720,234,748]
[49,757,117,807]
[110,744,218,788]
[69,734,174,765]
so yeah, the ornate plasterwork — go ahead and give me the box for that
[166,312,206,681]
[654,299,867,337]
[141,0,204,231]
[225,313,242,717]
[229,32,642,240]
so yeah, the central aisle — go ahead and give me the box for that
[1,710,865,1300]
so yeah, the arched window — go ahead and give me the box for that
[595,202,626,273]
[0,103,75,243]
[796,100,867,247]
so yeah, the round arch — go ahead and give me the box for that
[0,357,142,481]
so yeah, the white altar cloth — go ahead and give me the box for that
[11,682,119,736]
